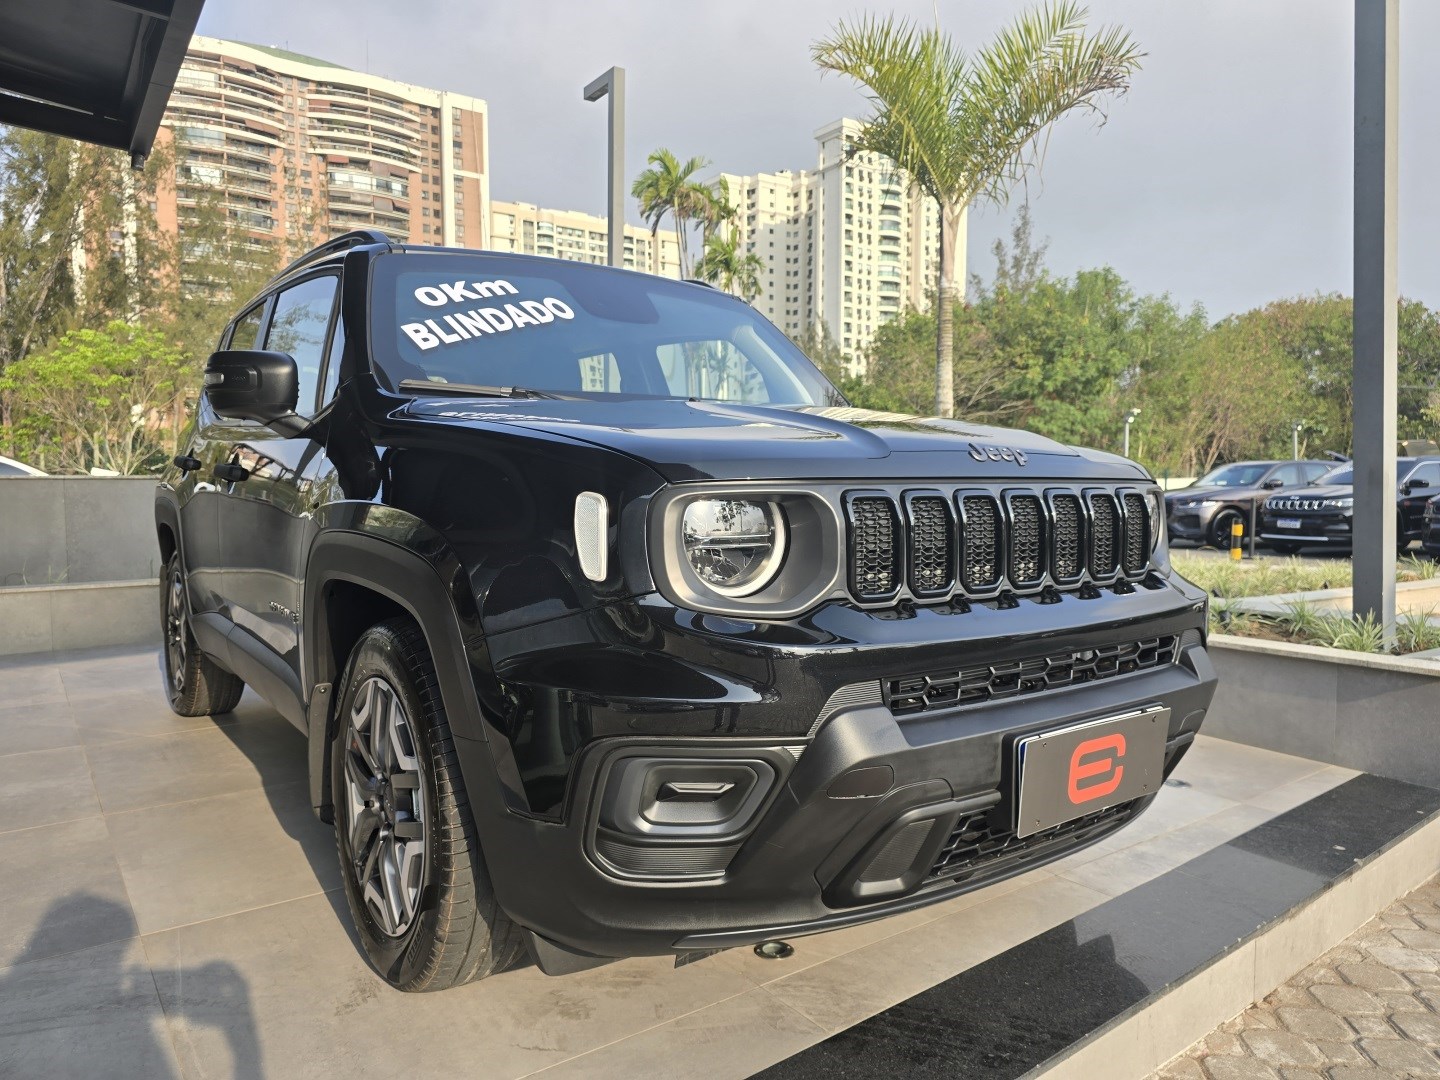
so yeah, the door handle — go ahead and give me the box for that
[213,463,250,483]
[657,781,736,802]
[173,454,203,472]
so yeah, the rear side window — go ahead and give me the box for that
[266,275,339,415]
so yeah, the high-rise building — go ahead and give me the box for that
[157,36,489,259]
[490,201,681,278]
[717,118,956,374]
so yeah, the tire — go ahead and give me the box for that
[161,552,245,717]
[1208,508,1246,550]
[332,618,523,991]
[1269,542,1303,555]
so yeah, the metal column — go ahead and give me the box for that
[584,67,627,269]
[1352,0,1399,641]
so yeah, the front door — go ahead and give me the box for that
[216,273,340,715]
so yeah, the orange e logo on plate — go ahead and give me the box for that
[1068,733,1126,804]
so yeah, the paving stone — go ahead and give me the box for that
[1296,963,1345,987]
[1265,986,1317,1010]
[1338,961,1416,990]
[1362,946,1439,973]
[1393,1012,1440,1049]
[1311,1041,1365,1066]
[1206,1032,1245,1055]
[1378,989,1429,1013]
[1241,1030,1325,1068]
[1277,1070,1320,1080]
[1275,1006,1354,1043]
[1415,913,1440,931]
[1345,1016,1397,1040]
[1378,910,1420,929]
[1202,1057,1280,1080]
[1408,971,1440,989]
[1157,1058,1207,1080]
[1391,927,1440,951]
[1357,1036,1440,1075]
[1325,1067,1407,1079]
[1309,984,1386,1018]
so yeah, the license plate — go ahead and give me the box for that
[1277,518,1301,529]
[1014,706,1169,838]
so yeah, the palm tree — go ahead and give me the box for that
[813,3,1142,417]
[700,176,738,243]
[630,149,712,278]
[694,228,764,302]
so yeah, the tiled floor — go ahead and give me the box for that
[0,644,1360,1080]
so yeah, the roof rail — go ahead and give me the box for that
[268,229,393,286]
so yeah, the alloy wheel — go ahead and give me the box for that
[165,571,188,693]
[343,676,427,937]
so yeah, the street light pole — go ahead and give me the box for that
[1123,408,1141,459]
[1293,421,1304,461]
[1353,0,1398,643]
[583,67,626,269]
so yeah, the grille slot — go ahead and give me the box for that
[960,495,1003,593]
[1050,493,1083,582]
[927,800,1141,884]
[905,494,954,597]
[1088,492,1121,579]
[846,495,901,599]
[1121,492,1150,575]
[885,635,1178,716]
[1006,494,1044,588]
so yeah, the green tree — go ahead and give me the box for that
[631,148,712,277]
[813,2,1142,416]
[694,228,764,301]
[0,321,189,474]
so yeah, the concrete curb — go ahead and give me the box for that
[0,580,158,656]
[1034,804,1440,1080]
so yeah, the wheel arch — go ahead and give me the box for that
[301,526,522,824]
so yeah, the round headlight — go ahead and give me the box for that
[682,499,787,597]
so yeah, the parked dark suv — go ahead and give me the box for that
[1165,460,1331,549]
[1258,457,1440,553]
[156,232,1217,991]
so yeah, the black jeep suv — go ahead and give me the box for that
[156,232,1216,991]
[1258,457,1440,554]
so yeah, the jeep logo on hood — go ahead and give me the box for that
[969,442,1028,466]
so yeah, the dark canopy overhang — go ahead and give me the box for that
[0,0,206,164]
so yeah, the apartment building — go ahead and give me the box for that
[490,201,681,278]
[158,36,489,260]
[717,118,955,373]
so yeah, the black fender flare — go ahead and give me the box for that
[301,526,526,822]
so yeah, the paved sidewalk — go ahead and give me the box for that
[1152,877,1440,1080]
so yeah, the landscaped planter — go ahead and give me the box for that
[1206,634,1440,787]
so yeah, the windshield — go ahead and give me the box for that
[1316,458,1416,487]
[1195,463,1269,487]
[369,251,844,406]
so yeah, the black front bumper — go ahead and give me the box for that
[466,613,1216,961]
[1258,510,1353,546]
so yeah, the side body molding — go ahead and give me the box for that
[301,518,527,823]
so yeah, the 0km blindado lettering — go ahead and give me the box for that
[400,278,577,352]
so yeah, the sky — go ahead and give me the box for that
[194,0,1440,319]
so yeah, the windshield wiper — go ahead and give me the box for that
[398,379,552,400]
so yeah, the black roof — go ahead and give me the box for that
[0,0,206,163]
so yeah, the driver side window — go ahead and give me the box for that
[266,275,339,417]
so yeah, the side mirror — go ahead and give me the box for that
[1262,478,1284,489]
[204,350,308,436]
[1407,478,1430,492]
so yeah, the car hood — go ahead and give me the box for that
[1167,484,1266,503]
[1265,485,1353,501]
[397,397,1148,483]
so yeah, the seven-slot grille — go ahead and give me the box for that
[843,487,1153,604]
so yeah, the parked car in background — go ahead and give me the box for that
[1421,493,1440,558]
[1165,460,1331,549]
[154,231,1216,991]
[1259,457,1440,553]
[0,455,46,477]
